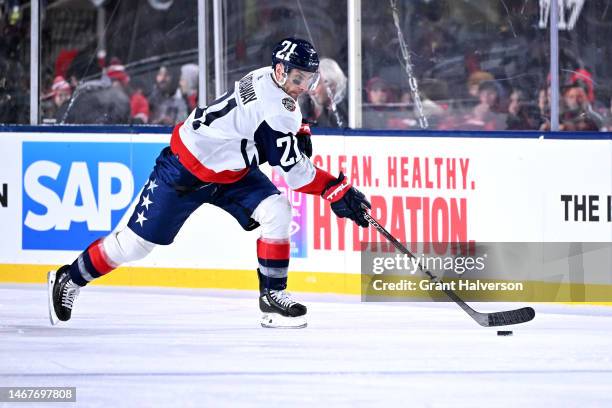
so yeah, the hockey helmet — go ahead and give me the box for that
[272,37,320,90]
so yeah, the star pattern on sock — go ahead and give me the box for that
[135,211,148,227]
[141,194,153,211]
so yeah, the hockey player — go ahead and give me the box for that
[48,38,371,328]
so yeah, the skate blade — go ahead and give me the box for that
[47,270,59,326]
[260,313,307,329]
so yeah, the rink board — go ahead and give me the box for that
[1,129,611,296]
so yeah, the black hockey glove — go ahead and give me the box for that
[296,119,313,158]
[322,172,371,228]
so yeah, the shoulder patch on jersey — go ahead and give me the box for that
[282,97,296,112]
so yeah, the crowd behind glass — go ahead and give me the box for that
[1,0,611,131]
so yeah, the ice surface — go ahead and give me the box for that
[1,284,611,407]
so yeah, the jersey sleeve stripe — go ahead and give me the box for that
[170,123,250,184]
[294,166,336,195]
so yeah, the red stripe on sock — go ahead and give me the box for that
[257,238,290,261]
[87,239,115,275]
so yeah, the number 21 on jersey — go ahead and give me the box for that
[192,91,236,130]
[276,134,299,167]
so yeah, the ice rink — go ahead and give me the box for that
[1,283,611,408]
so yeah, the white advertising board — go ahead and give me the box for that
[1,131,610,281]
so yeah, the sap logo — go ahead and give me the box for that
[0,183,6,207]
[22,141,164,250]
[24,161,133,231]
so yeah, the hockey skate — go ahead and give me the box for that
[258,270,307,328]
[47,265,80,325]
[259,289,307,328]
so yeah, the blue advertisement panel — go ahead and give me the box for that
[22,142,165,250]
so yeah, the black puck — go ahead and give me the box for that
[497,330,513,336]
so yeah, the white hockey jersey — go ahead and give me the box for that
[170,67,331,192]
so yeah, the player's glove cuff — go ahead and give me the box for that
[296,119,313,158]
[322,172,371,228]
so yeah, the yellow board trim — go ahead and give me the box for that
[0,264,610,305]
[0,264,361,294]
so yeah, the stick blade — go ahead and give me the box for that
[479,307,535,327]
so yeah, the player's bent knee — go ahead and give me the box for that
[102,227,157,265]
[252,194,292,239]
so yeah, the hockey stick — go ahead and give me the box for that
[361,210,535,327]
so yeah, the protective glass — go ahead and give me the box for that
[361,1,550,131]
[39,1,198,125]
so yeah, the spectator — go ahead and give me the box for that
[569,68,595,103]
[129,78,150,125]
[0,13,29,124]
[507,88,526,119]
[41,75,72,123]
[408,86,444,115]
[179,63,199,112]
[559,82,603,131]
[60,50,130,124]
[149,65,188,125]
[466,71,494,101]
[386,89,445,129]
[0,56,28,124]
[460,80,505,130]
[106,61,130,86]
[299,57,347,128]
[106,60,150,124]
[506,88,543,130]
[64,47,102,90]
[563,81,590,112]
[603,97,612,131]
[362,76,395,129]
[443,70,497,126]
[537,85,551,128]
